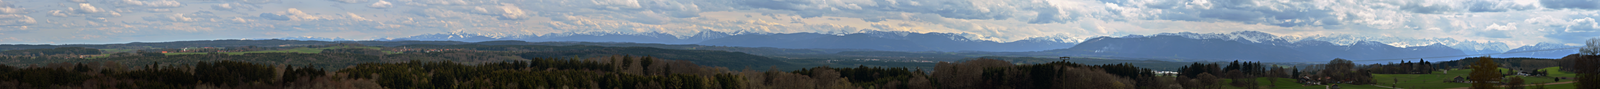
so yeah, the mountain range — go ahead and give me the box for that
[1498,43,1582,58]
[372,31,1079,52]
[268,31,1581,62]
[1040,34,1465,62]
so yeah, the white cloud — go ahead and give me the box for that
[484,3,528,20]
[369,0,392,8]
[0,0,1595,50]
[142,13,196,22]
[74,3,102,13]
[212,3,234,10]
[0,7,23,14]
[118,0,183,8]
[345,12,369,21]
[0,14,35,26]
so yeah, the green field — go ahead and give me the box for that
[1364,67,1581,89]
[1209,67,1581,89]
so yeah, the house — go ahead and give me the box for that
[1451,76,1465,83]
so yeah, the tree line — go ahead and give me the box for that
[0,54,1178,89]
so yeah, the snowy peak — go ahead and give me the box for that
[1500,43,1581,58]
[697,32,1078,52]
[264,36,358,41]
[1151,31,1296,43]
[1053,32,1468,62]
[1449,41,1511,55]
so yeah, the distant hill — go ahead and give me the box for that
[1432,57,1560,69]
[398,44,789,67]
[0,40,474,51]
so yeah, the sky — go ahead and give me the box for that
[0,0,1597,51]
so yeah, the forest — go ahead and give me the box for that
[0,53,1158,89]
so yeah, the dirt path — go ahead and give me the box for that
[1372,85,1403,89]
[1444,81,1574,89]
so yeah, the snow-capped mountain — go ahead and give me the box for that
[262,37,358,41]
[696,32,1079,52]
[1449,41,1512,55]
[381,31,1080,52]
[1130,31,1518,57]
[1050,33,1467,62]
[1498,43,1582,58]
[385,31,739,44]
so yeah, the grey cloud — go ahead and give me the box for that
[738,0,808,10]
[0,7,22,14]
[145,11,225,21]
[212,3,235,10]
[261,8,332,21]
[0,14,34,26]
[1402,4,1454,14]
[116,0,184,8]
[211,3,261,11]
[237,0,279,4]
[1028,7,1074,24]
[332,0,369,3]
[1547,17,1600,43]
[410,8,480,19]
[259,13,290,20]
[1541,0,1600,9]
[1197,9,1267,22]
[1097,0,1346,26]
[1467,0,1536,12]
[1205,0,1260,9]
[402,4,526,20]
[141,13,197,22]
[470,4,529,20]
[1156,8,1339,27]
[736,0,1022,20]
[626,12,673,24]
[1475,30,1514,38]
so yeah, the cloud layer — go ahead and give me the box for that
[0,0,1595,51]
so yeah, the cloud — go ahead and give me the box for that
[369,0,392,8]
[259,8,327,21]
[0,14,34,26]
[117,0,184,8]
[1544,17,1600,43]
[74,3,102,13]
[0,7,22,14]
[332,0,369,3]
[1541,0,1600,9]
[141,13,196,22]
[344,12,370,21]
[1467,0,1538,12]
[0,0,1595,51]
[212,3,260,11]
[478,3,528,20]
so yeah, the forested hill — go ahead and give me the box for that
[1432,56,1564,70]
[398,44,789,67]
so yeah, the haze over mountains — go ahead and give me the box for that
[372,31,1081,52]
[268,31,1581,62]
